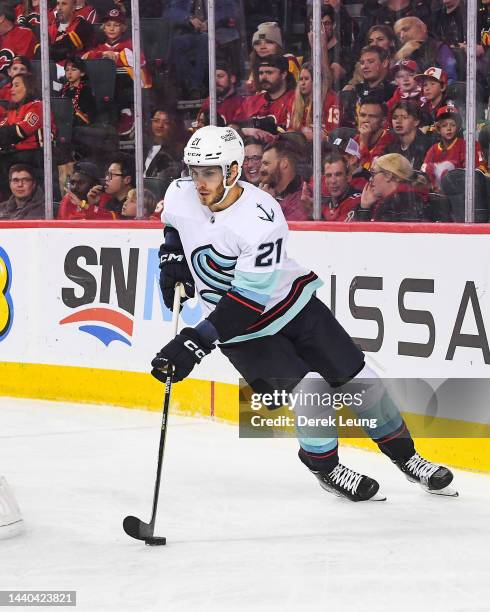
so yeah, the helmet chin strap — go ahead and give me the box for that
[213,164,240,206]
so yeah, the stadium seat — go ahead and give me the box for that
[441,168,488,223]
[51,97,74,146]
[445,82,486,123]
[83,59,117,124]
[427,192,452,222]
[141,18,174,94]
[30,60,59,96]
[144,177,168,202]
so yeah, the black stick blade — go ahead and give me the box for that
[123,515,167,545]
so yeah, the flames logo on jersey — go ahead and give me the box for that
[0,49,15,72]
[190,244,237,305]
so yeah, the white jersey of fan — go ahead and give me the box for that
[162,178,323,343]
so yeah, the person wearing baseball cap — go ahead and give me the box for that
[247,21,301,93]
[332,136,371,190]
[356,153,429,221]
[386,60,422,115]
[415,67,455,130]
[421,105,488,190]
[232,54,295,138]
[57,160,100,219]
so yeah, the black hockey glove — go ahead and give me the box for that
[159,243,195,310]
[151,327,214,383]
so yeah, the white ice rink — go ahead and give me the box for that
[1,396,489,612]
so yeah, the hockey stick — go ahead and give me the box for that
[123,283,183,545]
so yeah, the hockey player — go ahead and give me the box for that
[151,125,456,502]
[0,476,23,539]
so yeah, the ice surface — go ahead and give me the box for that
[1,397,489,612]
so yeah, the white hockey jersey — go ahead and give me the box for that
[162,179,323,343]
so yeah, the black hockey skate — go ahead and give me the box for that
[394,453,458,497]
[310,463,386,502]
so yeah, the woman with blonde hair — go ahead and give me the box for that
[286,62,340,141]
[121,188,158,219]
[356,153,429,221]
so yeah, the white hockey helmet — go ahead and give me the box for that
[184,126,244,202]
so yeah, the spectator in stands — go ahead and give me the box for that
[0,2,36,73]
[143,107,185,183]
[477,0,490,94]
[61,57,96,127]
[198,61,244,126]
[232,54,294,140]
[83,8,152,138]
[332,136,371,189]
[85,152,135,219]
[56,159,98,219]
[0,73,47,195]
[354,98,396,169]
[321,152,361,221]
[46,0,93,62]
[386,100,435,170]
[246,22,301,93]
[415,67,453,129]
[0,56,32,103]
[121,187,158,219]
[242,136,264,186]
[306,6,352,90]
[393,17,458,82]
[386,60,422,115]
[259,138,311,220]
[355,45,397,104]
[0,163,44,219]
[344,25,399,92]
[308,0,359,54]
[73,0,97,24]
[356,153,429,221]
[15,0,43,37]
[431,0,467,48]
[286,61,340,140]
[421,106,488,190]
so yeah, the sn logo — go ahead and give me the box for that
[0,248,13,341]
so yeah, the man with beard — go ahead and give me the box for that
[56,160,98,219]
[259,138,310,220]
[386,100,435,170]
[197,62,244,126]
[232,54,294,141]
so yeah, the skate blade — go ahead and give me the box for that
[423,484,459,497]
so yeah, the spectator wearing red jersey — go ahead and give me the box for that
[83,8,151,138]
[74,0,97,24]
[332,136,371,190]
[57,160,98,219]
[85,152,135,219]
[386,60,422,116]
[356,153,429,221]
[0,2,36,73]
[0,73,49,194]
[421,106,488,191]
[232,54,295,141]
[259,138,311,221]
[354,98,396,169]
[0,163,44,220]
[197,62,244,127]
[321,153,361,221]
[15,0,46,36]
[45,0,93,62]
[286,62,340,141]
[0,55,32,103]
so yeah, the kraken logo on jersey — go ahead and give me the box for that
[190,245,237,305]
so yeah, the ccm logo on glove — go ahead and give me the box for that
[160,252,184,264]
